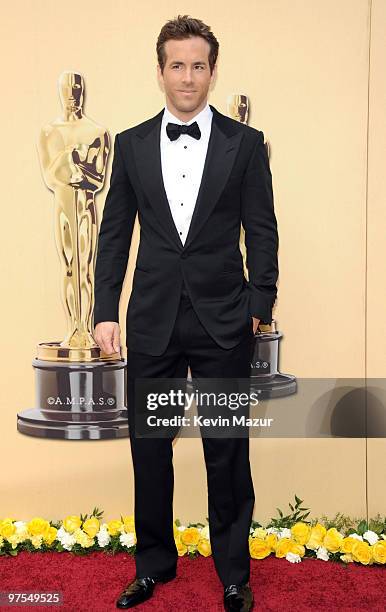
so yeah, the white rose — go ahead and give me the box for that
[349,533,363,541]
[57,528,76,551]
[286,552,301,563]
[14,522,28,539]
[200,525,210,540]
[97,527,111,547]
[56,526,65,537]
[316,546,330,561]
[14,521,27,530]
[120,532,136,548]
[363,530,379,545]
[279,528,292,539]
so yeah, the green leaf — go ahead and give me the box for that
[357,520,368,535]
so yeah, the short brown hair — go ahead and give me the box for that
[157,15,219,74]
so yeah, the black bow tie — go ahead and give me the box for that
[166,121,201,141]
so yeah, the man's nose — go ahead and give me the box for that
[182,69,194,83]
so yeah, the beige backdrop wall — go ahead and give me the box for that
[1,0,384,523]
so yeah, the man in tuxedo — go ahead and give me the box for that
[94,15,278,611]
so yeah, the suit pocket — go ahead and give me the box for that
[133,267,152,291]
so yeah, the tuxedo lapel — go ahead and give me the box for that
[132,110,183,250]
[131,104,243,252]
[184,109,243,249]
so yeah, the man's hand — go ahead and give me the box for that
[252,317,260,335]
[94,322,121,355]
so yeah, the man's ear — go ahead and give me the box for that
[210,63,217,87]
[157,64,164,91]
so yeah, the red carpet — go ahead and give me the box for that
[1,551,385,611]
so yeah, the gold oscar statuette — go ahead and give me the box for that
[17,72,128,439]
[226,94,295,398]
[36,71,117,361]
[227,93,271,334]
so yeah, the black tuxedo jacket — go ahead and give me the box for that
[94,104,279,356]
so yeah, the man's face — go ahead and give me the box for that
[157,36,216,116]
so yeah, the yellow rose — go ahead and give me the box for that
[7,535,19,549]
[340,553,354,563]
[289,542,305,557]
[306,524,327,550]
[371,541,386,564]
[340,537,359,554]
[0,517,16,530]
[249,538,271,560]
[176,539,188,556]
[83,517,100,538]
[1,520,16,539]
[107,520,123,536]
[31,535,43,548]
[323,528,344,553]
[0,535,4,548]
[43,526,57,546]
[122,516,135,533]
[252,527,267,539]
[352,541,372,565]
[63,515,82,533]
[197,538,212,557]
[266,533,278,551]
[74,528,94,548]
[173,523,180,538]
[180,527,201,546]
[291,522,311,546]
[274,538,293,558]
[27,518,50,537]
[8,531,27,546]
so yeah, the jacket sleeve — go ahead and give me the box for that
[241,130,279,324]
[93,133,138,326]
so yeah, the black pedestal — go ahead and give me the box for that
[17,358,128,440]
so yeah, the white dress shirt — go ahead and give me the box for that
[160,102,213,245]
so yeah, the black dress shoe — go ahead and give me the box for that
[116,572,176,608]
[223,582,254,611]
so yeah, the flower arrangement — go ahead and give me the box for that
[1,496,386,566]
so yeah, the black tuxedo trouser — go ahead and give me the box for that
[126,283,256,586]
